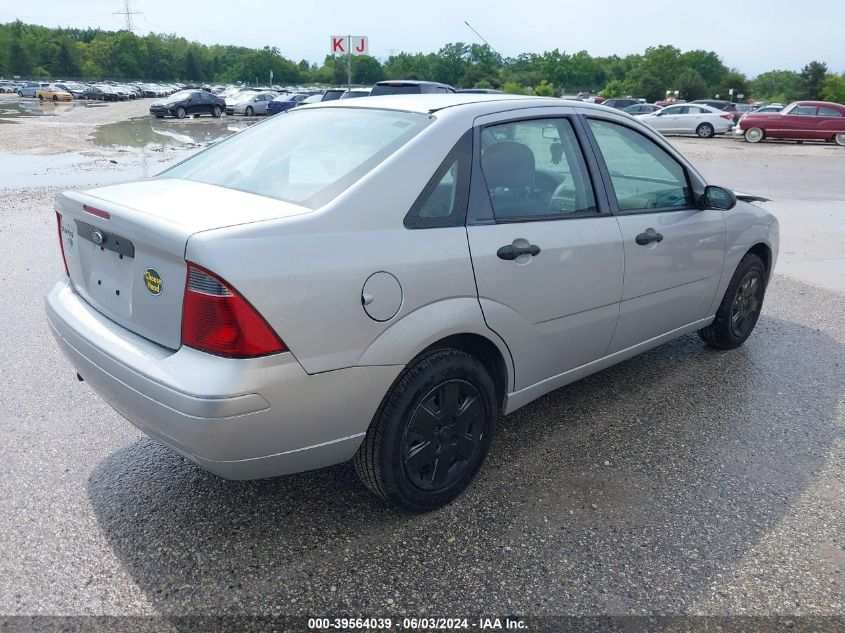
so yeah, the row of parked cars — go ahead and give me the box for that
[148,80,476,119]
[5,79,187,101]
[596,96,845,144]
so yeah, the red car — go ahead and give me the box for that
[739,100,845,145]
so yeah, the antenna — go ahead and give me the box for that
[464,21,502,58]
[114,0,142,32]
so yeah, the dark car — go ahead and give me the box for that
[601,98,640,110]
[266,93,311,115]
[149,89,225,119]
[457,88,502,94]
[321,89,347,102]
[623,103,661,116]
[691,100,740,122]
[81,85,120,101]
[370,80,456,96]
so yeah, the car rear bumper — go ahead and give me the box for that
[45,280,401,479]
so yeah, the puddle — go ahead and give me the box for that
[91,116,261,150]
[0,152,187,189]
[0,99,82,121]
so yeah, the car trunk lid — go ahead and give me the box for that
[56,178,310,350]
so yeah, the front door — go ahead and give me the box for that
[584,116,726,353]
[467,113,624,390]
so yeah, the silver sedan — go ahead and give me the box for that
[231,90,277,116]
[46,96,778,511]
[639,103,735,137]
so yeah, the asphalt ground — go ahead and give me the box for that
[0,101,843,627]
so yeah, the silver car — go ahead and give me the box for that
[639,103,735,138]
[231,90,277,116]
[46,95,779,511]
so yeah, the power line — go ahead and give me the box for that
[113,0,142,32]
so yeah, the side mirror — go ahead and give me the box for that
[701,185,737,210]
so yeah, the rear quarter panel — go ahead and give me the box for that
[184,111,498,376]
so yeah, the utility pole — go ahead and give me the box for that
[346,35,352,89]
[113,0,142,32]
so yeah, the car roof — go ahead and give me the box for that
[793,100,845,109]
[305,93,600,115]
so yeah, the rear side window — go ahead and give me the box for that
[480,118,597,221]
[405,132,471,229]
[819,107,842,117]
[164,108,430,208]
[588,119,692,212]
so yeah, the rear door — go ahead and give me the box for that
[583,114,725,353]
[466,108,624,390]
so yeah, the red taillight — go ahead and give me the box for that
[55,211,69,276]
[720,114,732,120]
[181,262,286,358]
[83,204,110,220]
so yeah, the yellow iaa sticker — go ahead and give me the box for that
[144,268,163,296]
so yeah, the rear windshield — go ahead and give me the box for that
[163,108,430,208]
[370,84,422,96]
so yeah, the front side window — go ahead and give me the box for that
[588,119,692,212]
[164,108,430,208]
[479,118,597,221]
[793,105,818,115]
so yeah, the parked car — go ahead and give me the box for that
[691,100,740,123]
[47,95,778,511]
[370,80,456,95]
[54,83,86,99]
[739,100,845,145]
[340,88,371,99]
[149,90,225,119]
[229,91,278,116]
[458,88,503,94]
[623,103,660,116]
[17,82,48,97]
[266,92,310,114]
[601,98,640,110]
[36,84,73,102]
[752,104,783,114]
[654,99,686,108]
[639,103,734,138]
[321,88,347,101]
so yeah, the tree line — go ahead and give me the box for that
[2,20,844,103]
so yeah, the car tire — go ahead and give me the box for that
[212,105,222,117]
[354,349,498,512]
[745,127,764,143]
[52,95,58,102]
[245,106,254,117]
[835,133,845,146]
[175,107,186,119]
[38,95,44,101]
[696,123,715,138]
[18,91,23,97]
[699,253,767,350]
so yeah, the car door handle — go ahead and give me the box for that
[635,229,664,246]
[497,244,541,260]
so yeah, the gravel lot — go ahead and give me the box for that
[0,97,843,626]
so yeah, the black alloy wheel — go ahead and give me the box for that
[699,252,767,349]
[354,349,498,512]
[402,380,486,492]
[729,270,763,340]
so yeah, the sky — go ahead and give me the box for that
[2,0,843,77]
